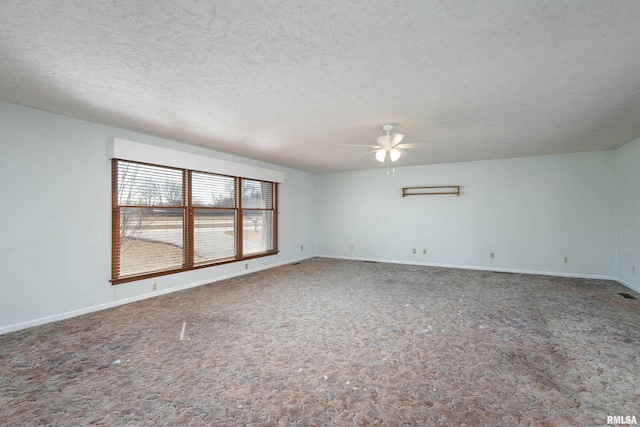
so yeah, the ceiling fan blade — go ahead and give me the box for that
[341,143,380,148]
[377,134,391,145]
[352,149,379,159]
[391,133,404,145]
[395,142,429,149]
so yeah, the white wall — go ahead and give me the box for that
[0,101,316,333]
[1,98,636,334]
[616,137,640,292]
[316,152,616,278]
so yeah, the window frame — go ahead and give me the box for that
[111,159,278,284]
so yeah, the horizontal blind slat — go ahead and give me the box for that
[117,161,184,207]
[192,172,235,208]
[119,208,185,277]
[193,209,236,263]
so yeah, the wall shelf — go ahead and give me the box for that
[402,186,460,197]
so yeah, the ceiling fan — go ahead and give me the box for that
[343,124,422,163]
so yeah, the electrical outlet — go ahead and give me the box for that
[633,265,636,274]
[563,257,569,264]
[152,283,157,291]
[412,248,416,254]
[300,244,304,251]
[245,263,248,270]
[350,246,354,251]
[490,253,495,259]
[423,249,427,255]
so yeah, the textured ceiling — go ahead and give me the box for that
[2,1,640,173]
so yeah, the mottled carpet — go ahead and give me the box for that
[1,258,639,426]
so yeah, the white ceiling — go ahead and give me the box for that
[1,1,640,173]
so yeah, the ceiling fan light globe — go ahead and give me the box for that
[375,149,387,162]
[390,148,401,162]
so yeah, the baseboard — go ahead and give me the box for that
[3,255,631,336]
[317,254,618,281]
[0,255,314,336]
[616,277,640,294]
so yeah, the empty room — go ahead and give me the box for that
[1,1,639,426]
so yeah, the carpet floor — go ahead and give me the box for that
[1,258,639,426]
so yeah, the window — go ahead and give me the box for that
[112,159,278,284]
